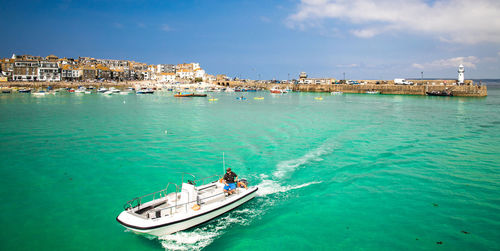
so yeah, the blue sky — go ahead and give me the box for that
[1,0,499,80]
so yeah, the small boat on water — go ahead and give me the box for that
[174,92,194,97]
[426,90,453,96]
[116,173,258,236]
[98,87,108,93]
[270,86,285,94]
[104,90,113,95]
[110,87,120,93]
[366,90,380,94]
[136,89,154,94]
[331,91,343,95]
[174,92,206,97]
[32,91,46,96]
[1,89,12,93]
[18,89,31,93]
[254,97,264,100]
[236,97,247,100]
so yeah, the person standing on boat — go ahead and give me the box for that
[223,168,238,195]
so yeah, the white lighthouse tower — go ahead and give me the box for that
[458,64,465,85]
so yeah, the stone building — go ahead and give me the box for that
[13,60,40,81]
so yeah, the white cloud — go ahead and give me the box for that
[161,24,171,32]
[412,56,479,69]
[287,0,500,44]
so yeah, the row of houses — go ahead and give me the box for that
[0,54,213,83]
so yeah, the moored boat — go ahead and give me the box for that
[116,174,258,236]
[270,86,284,94]
[137,89,154,94]
[366,90,380,94]
[426,90,453,96]
[32,91,46,96]
[174,92,194,97]
[331,91,343,95]
[18,89,31,93]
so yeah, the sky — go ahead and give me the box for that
[1,0,499,80]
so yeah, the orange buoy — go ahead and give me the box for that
[192,204,200,211]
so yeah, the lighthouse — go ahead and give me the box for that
[458,64,465,85]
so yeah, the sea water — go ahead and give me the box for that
[0,82,499,250]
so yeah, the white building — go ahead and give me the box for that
[38,61,61,81]
[157,64,175,73]
[61,65,80,80]
[176,69,194,79]
[458,64,465,84]
[158,72,176,82]
[194,68,205,79]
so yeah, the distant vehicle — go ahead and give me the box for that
[394,78,413,85]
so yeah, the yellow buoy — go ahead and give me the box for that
[208,98,218,101]
[315,97,323,100]
[254,97,264,100]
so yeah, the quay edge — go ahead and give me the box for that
[216,80,487,97]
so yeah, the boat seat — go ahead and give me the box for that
[135,201,167,215]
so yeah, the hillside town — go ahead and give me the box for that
[0,54,219,83]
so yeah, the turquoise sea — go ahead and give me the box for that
[1,82,499,250]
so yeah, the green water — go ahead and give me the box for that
[0,85,499,250]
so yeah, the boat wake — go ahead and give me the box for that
[273,140,335,179]
[159,208,262,250]
[256,175,322,197]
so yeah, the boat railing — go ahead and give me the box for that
[123,182,179,211]
[124,174,225,216]
[145,190,228,219]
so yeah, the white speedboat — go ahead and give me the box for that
[32,91,46,96]
[366,90,380,94]
[110,87,120,93]
[104,90,113,95]
[331,91,343,95]
[75,88,85,94]
[98,87,108,93]
[116,174,258,236]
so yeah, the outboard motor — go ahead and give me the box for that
[239,178,248,188]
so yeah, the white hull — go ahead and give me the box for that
[117,187,257,236]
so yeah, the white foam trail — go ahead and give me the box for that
[159,208,261,250]
[273,143,334,179]
[256,179,322,196]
